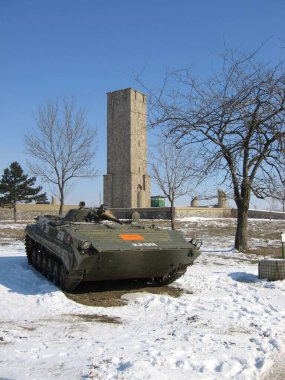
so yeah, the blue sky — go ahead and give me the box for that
[0,0,284,208]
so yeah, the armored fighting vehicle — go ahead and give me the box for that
[25,204,201,292]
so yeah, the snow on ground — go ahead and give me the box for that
[0,220,285,380]
[0,221,27,229]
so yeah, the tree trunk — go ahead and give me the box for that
[170,200,175,230]
[13,204,17,223]
[59,187,64,215]
[234,201,249,252]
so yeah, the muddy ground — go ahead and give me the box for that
[67,279,185,307]
[1,218,285,307]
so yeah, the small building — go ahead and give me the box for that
[151,196,166,207]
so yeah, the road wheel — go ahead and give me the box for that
[42,255,48,276]
[25,236,33,264]
[31,248,37,267]
[52,261,60,286]
[46,257,54,281]
[58,265,68,290]
[35,250,43,272]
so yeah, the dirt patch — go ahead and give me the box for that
[66,313,122,324]
[247,246,282,257]
[66,280,184,307]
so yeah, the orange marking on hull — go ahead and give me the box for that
[119,234,145,241]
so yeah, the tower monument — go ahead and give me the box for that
[103,88,150,208]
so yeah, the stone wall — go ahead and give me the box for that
[0,204,78,221]
[1,204,284,221]
[232,209,285,220]
[110,207,172,220]
[175,207,232,219]
[115,207,284,220]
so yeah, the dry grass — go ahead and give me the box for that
[0,228,26,240]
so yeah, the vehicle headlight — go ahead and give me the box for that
[79,240,92,254]
[82,241,92,250]
[190,238,202,249]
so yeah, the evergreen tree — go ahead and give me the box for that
[0,162,47,222]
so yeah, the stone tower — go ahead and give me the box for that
[103,88,151,208]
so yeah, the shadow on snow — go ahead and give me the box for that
[0,255,57,295]
[228,271,259,283]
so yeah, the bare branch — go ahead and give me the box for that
[150,139,201,229]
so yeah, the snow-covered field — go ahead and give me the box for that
[0,219,285,380]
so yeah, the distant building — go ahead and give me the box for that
[103,88,151,208]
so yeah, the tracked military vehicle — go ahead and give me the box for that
[25,204,201,292]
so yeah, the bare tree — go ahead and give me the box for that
[151,140,198,230]
[146,50,285,251]
[25,97,98,214]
